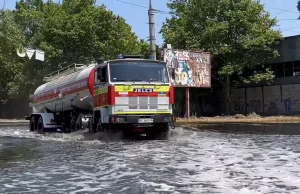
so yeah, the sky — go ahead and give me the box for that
[1,0,300,46]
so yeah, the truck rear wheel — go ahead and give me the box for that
[69,116,77,133]
[30,116,36,131]
[75,115,83,131]
[37,117,44,132]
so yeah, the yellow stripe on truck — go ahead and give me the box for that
[94,87,108,96]
[114,111,171,115]
[114,85,170,92]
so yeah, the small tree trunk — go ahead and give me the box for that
[225,75,231,115]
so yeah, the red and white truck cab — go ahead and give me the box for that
[93,55,176,136]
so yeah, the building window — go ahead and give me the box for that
[273,63,284,78]
[294,61,300,76]
[284,62,293,77]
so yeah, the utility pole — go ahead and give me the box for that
[148,0,156,60]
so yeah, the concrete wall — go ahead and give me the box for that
[231,88,246,114]
[0,98,31,119]
[231,84,300,115]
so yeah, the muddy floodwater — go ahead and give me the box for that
[1,124,300,194]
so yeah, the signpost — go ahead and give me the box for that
[17,47,45,61]
[163,46,212,119]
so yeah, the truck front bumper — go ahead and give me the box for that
[109,114,176,125]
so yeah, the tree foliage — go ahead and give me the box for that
[0,10,25,100]
[161,0,282,86]
[0,0,151,99]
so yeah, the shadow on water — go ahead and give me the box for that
[38,128,169,143]
[181,123,300,135]
[80,130,169,142]
[0,123,28,127]
[0,137,40,169]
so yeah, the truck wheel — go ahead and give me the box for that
[96,118,104,133]
[75,115,83,131]
[159,123,169,138]
[37,117,44,132]
[30,116,36,131]
[148,123,169,139]
[69,116,77,133]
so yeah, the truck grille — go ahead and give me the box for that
[128,97,138,109]
[115,97,169,111]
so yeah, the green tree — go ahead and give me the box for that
[11,0,143,98]
[139,39,162,60]
[0,10,25,101]
[161,0,282,114]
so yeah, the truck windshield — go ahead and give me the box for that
[109,61,169,83]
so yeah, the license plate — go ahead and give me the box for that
[138,118,153,123]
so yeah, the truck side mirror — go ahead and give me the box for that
[97,69,102,81]
[97,66,107,83]
[101,67,107,82]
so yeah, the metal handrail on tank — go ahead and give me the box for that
[43,63,87,82]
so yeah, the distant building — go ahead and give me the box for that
[269,34,300,78]
[230,35,300,115]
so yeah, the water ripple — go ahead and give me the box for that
[0,125,300,193]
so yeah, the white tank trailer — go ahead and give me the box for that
[26,63,96,133]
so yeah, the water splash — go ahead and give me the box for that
[1,125,300,193]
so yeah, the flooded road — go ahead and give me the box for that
[1,124,300,194]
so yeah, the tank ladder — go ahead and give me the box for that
[43,63,88,82]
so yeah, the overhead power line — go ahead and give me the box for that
[274,22,300,34]
[280,28,300,34]
[266,6,299,14]
[115,0,170,15]
[273,6,297,16]
[116,0,147,9]
[113,0,300,21]
[277,19,300,20]
[282,25,300,31]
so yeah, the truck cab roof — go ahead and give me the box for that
[108,58,165,63]
[96,54,165,66]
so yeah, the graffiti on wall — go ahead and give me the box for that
[232,98,245,112]
[230,84,300,115]
[263,86,281,115]
[246,87,263,113]
[163,49,211,87]
[247,99,262,113]
[283,98,292,112]
[231,88,246,113]
[282,84,300,112]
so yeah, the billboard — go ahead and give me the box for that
[163,48,211,88]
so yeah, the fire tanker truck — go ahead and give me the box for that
[25,55,176,137]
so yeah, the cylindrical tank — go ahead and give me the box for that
[31,64,95,113]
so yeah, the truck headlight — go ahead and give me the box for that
[116,117,126,123]
[164,117,172,122]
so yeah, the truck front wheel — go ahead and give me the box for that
[147,123,169,138]
[96,118,105,133]
[159,123,169,138]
